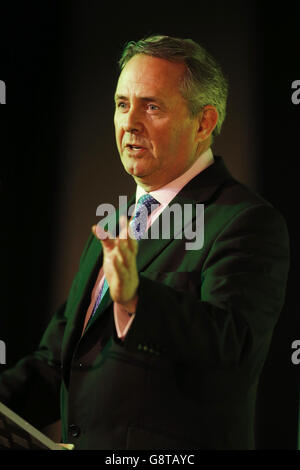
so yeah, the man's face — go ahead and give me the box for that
[114,54,203,191]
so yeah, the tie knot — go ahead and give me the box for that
[130,194,160,240]
[136,193,159,216]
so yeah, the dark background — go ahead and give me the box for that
[0,1,299,449]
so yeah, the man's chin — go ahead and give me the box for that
[124,161,149,179]
[125,166,154,188]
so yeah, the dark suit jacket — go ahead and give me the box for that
[0,156,290,449]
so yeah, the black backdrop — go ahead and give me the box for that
[0,1,299,450]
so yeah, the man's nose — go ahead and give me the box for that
[123,106,144,133]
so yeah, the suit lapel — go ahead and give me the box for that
[73,194,136,335]
[61,235,102,365]
[135,156,233,275]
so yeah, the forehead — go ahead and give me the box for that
[115,54,186,99]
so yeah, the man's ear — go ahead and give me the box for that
[196,105,219,142]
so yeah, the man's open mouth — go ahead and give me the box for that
[126,144,145,150]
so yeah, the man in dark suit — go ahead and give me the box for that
[0,35,289,449]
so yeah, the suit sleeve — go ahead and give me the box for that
[0,302,66,428]
[123,203,290,368]
[0,233,94,428]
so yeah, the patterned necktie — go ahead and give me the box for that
[89,194,159,320]
[129,193,159,240]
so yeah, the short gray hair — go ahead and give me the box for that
[119,35,228,136]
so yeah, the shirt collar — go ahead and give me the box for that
[135,147,214,207]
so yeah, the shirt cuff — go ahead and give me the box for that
[114,302,136,340]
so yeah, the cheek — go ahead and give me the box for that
[173,120,195,150]
[151,124,175,154]
[159,127,194,169]
[114,125,123,151]
[163,126,187,155]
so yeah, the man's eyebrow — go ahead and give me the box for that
[114,94,165,106]
[114,94,128,102]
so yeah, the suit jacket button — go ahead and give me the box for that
[69,424,81,438]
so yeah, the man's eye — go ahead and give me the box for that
[148,104,159,111]
[117,102,127,109]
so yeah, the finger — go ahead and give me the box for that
[92,225,115,250]
[118,216,138,253]
[118,215,130,240]
[92,224,108,240]
[117,216,138,255]
[126,231,138,255]
[112,251,127,275]
[127,220,136,240]
[130,235,139,254]
[117,241,132,268]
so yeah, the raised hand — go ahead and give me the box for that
[92,215,139,313]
